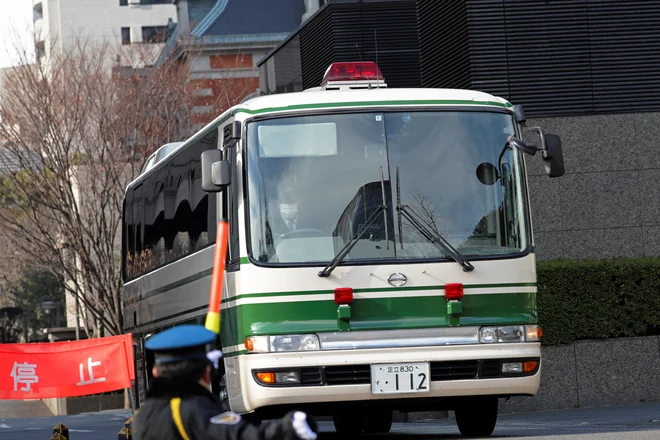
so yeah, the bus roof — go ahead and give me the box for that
[235,87,513,115]
[125,87,512,192]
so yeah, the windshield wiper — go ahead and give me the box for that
[318,204,387,277]
[397,204,474,272]
[395,167,474,272]
[319,168,389,278]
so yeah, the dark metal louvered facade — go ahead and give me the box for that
[260,0,660,118]
[417,0,472,91]
[419,0,660,117]
[259,0,419,94]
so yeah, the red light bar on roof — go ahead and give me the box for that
[321,61,387,89]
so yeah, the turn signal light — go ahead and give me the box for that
[245,338,254,351]
[523,361,538,373]
[256,372,275,384]
[444,283,464,301]
[334,287,353,305]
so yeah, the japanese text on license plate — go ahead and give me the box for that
[370,362,430,394]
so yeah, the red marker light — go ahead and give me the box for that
[444,283,464,301]
[322,62,384,83]
[334,287,354,305]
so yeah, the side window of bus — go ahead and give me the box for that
[131,184,144,278]
[191,132,218,251]
[123,131,219,281]
[221,122,240,269]
[122,193,133,281]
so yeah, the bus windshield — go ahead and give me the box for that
[246,110,529,265]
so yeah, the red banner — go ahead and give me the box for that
[0,334,134,400]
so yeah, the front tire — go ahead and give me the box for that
[455,397,498,437]
[218,374,230,412]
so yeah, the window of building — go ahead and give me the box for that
[121,27,131,45]
[142,26,170,44]
[120,0,128,6]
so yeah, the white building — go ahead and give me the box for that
[32,0,177,69]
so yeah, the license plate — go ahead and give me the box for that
[370,362,430,394]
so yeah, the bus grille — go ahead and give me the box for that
[301,367,323,385]
[430,360,479,380]
[253,358,538,387]
[324,365,370,385]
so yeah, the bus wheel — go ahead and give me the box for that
[332,414,366,434]
[455,397,498,437]
[218,374,230,412]
[364,410,393,433]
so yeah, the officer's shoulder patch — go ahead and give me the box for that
[210,412,241,425]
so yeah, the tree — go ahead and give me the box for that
[0,36,225,336]
[0,266,64,342]
[0,307,24,343]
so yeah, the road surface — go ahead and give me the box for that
[1,402,659,439]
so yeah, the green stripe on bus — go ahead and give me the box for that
[240,257,250,265]
[219,292,537,349]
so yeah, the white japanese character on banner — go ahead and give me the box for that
[77,357,107,386]
[10,362,38,392]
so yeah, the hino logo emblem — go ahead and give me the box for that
[387,273,407,287]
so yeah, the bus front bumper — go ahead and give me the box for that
[227,342,541,413]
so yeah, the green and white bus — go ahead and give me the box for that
[122,61,564,436]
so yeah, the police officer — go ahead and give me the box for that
[133,325,319,440]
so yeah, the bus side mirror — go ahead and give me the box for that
[528,127,565,178]
[541,133,565,178]
[201,150,231,192]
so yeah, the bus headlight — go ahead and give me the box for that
[245,334,320,353]
[479,325,541,343]
[480,325,524,343]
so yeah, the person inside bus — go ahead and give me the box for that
[133,324,318,440]
[270,185,313,236]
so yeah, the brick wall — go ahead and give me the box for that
[189,53,259,127]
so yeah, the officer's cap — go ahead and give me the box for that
[145,324,216,364]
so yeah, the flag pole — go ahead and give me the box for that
[205,221,229,335]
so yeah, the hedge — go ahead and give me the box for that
[537,258,660,345]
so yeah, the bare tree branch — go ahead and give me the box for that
[0,35,242,335]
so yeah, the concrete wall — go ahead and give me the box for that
[502,336,660,413]
[42,394,125,417]
[0,399,54,418]
[522,114,660,261]
[399,335,660,421]
[65,394,125,415]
